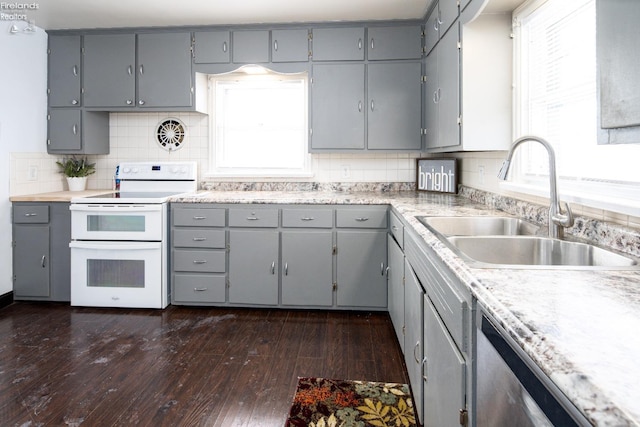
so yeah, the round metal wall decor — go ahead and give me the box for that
[155,118,186,151]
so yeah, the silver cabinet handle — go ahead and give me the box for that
[357,38,362,50]
[192,237,207,241]
[222,41,227,53]
[127,65,133,76]
[72,65,78,77]
[71,99,78,105]
[24,213,38,217]
[41,255,46,268]
[422,356,428,381]
[433,16,439,32]
[72,124,78,135]
[193,287,208,292]
[437,9,443,25]
[355,217,369,222]
[370,38,375,50]
[273,40,278,51]
[370,100,375,111]
[126,100,133,105]
[138,100,145,105]
[301,217,314,221]
[385,266,390,277]
[380,262,385,276]
[414,341,421,364]
[284,262,288,276]
[246,216,259,221]
[271,261,275,274]
[193,216,207,220]
[139,64,144,75]
[358,101,362,112]
[193,260,207,264]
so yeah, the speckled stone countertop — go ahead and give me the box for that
[173,189,640,426]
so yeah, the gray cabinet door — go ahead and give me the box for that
[437,23,461,149]
[336,230,387,308]
[312,27,365,61]
[228,230,279,305]
[311,64,365,150]
[281,231,333,306]
[137,32,193,108]
[438,0,459,37]
[405,261,425,424]
[48,35,81,107]
[194,31,230,64]
[83,34,136,108]
[424,6,440,56]
[367,26,423,60]
[424,49,439,149]
[423,294,466,427]
[48,109,81,152]
[368,62,422,150]
[13,224,50,298]
[49,203,71,302]
[232,30,270,63]
[387,235,405,352]
[272,29,309,62]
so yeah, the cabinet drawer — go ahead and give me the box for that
[13,205,49,224]
[228,208,279,228]
[336,207,388,228]
[389,211,404,248]
[173,249,226,273]
[173,274,226,303]
[282,208,333,228]
[173,229,226,248]
[173,207,226,227]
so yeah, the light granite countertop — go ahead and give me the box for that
[173,190,640,426]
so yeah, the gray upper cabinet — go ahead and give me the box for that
[137,32,193,108]
[271,29,309,62]
[83,34,136,108]
[368,62,422,150]
[311,27,365,61]
[194,31,230,63]
[48,35,81,107]
[47,109,109,154]
[232,30,270,63]
[367,25,423,60]
[311,63,365,150]
[424,0,459,55]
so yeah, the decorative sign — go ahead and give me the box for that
[416,159,458,193]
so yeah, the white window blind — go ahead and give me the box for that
[513,0,640,215]
[208,70,311,178]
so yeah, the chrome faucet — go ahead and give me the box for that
[497,136,574,239]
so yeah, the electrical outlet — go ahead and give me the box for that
[341,164,351,179]
[478,165,485,185]
[28,165,38,181]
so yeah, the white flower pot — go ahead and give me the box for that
[66,176,88,192]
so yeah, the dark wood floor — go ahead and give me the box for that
[0,303,409,426]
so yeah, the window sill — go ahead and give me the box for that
[500,181,640,217]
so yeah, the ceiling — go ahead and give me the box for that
[25,0,434,31]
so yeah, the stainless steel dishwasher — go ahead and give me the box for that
[476,311,590,426]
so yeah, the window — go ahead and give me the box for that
[208,68,311,178]
[512,0,640,215]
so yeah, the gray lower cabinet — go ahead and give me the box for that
[281,231,333,306]
[228,230,279,305]
[47,109,110,154]
[12,203,71,301]
[48,35,82,107]
[387,233,405,351]
[404,261,425,425]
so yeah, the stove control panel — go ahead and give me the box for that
[119,161,197,181]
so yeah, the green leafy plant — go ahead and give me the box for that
[56,156,96,178]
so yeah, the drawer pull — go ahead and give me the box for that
[24,213,38,217]
[246,216,259,221]
[193,287,208,292]
[355,217,369,222]
[193,260,207,264]
[193,216,207,220]
[301,217,315,221]
[192,237,207,241]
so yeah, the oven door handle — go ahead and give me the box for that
[69,241,161,251]
[69,204,163,213]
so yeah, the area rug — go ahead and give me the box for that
[285,377,417,427]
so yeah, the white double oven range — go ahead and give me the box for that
[70,161,197,309]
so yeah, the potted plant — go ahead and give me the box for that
[56,156,96,191]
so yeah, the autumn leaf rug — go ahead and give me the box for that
[285,377,417,427]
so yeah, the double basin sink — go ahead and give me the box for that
[417,216,638,269]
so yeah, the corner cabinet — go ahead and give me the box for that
[12,203,71,302]
[170,203,388,310]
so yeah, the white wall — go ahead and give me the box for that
[0,22,48,296]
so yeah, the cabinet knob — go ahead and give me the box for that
[138,100,145,105]
[71,99,78,105]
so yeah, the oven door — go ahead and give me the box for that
[70,204,164,241]
[70,241,167,309]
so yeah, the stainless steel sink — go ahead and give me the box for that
[447,236,638,269]
[417,216,540,236]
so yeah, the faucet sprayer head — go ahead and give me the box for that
[497,159,510,180]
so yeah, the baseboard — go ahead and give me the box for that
[0,292,14,309]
